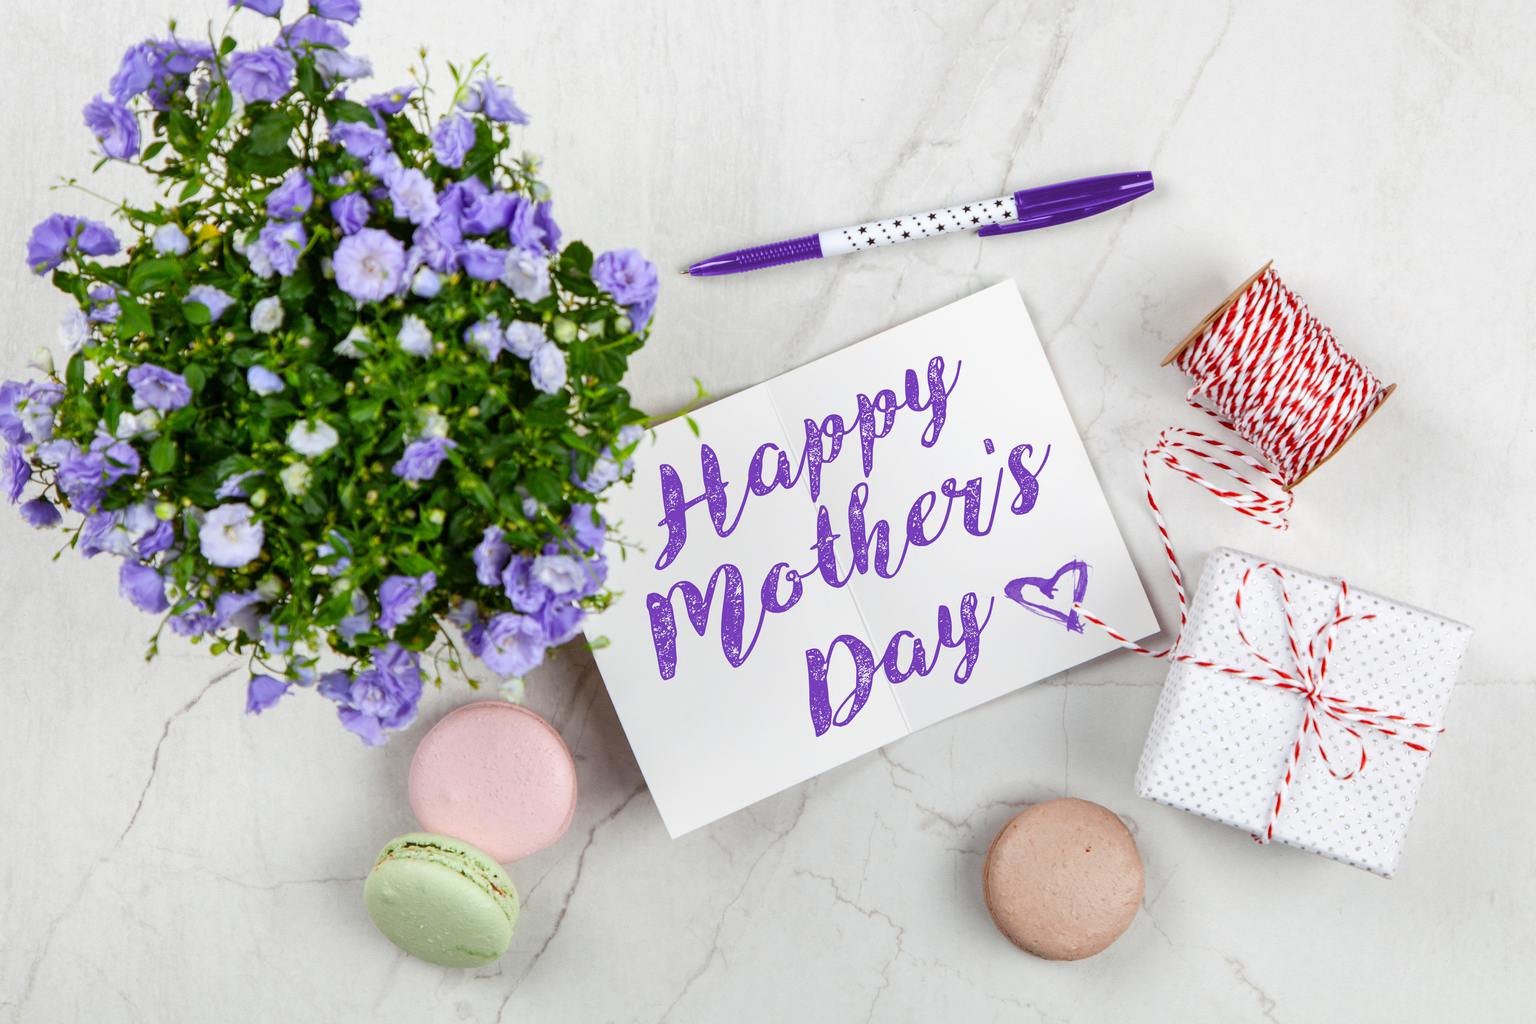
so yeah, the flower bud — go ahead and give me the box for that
[155,501,177,520]
[27,346,54,374]
[551,317,577,343]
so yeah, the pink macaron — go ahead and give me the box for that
[409,701,578,862]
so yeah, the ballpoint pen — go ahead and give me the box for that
[681,170,1153,277]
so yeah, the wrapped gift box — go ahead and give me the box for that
[1135,547,1473,876]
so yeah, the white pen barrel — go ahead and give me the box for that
[818,194,1018,255]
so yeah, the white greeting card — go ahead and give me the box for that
[586,282,1157,836]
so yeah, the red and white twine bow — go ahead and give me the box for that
[1073,266,1436,842]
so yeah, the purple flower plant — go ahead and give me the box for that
[227,48,296,104]
[83,96,140,160]
[318,643,422,745]
[127,364,192,411]
[593,248,660,331]
[330,192,370,234]
[266,168,314,221]
[431,114,475,169]
[377,571,436,631]
[333,227,405,301]
[393,437,455,482]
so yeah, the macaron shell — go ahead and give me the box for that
[409,701,578,863]
[983,798,1144,961]
[364,834,519,968]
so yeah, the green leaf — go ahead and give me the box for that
[128,258,184,295]
[394,552,436,576]
[116,296,152,338]
[65,352,85,392]
[523,467,563,505]
[457,472,497,512]
[278,264,315,304]
[348,398,383,423]
[183,364,207,393]
[149,435,178,473]
[220,36,238,56]
[562,241,594,274]
[182,300,211,325]
[296,58,325,102]
[204,83,234,138]
[247,107,297,156]
[328,99,373,124]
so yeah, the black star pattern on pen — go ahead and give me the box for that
[893,219,902,227]
[970,216,979,224]
[866,238,877,246]
[901,230,910,238]
[994,199,1004,207]
[962,205,972,213]
[857,226,867,234]
[935,224,945,231]
[1002,211,1012,219]
[927,213,936,220]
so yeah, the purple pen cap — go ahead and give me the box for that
[977,171,1154,237]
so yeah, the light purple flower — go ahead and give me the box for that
[137,518,174,558]
[568,503,606,552]
[431,114,475,169]
[247,366,286,395]
[503,320,542,359]
[533,553,586,595]
[246,675,290,714]
[83,96,140,160]
[412,217,462,273]
[593,248,660,331]
[533,201,561,254]
[231,0,284,16]
[333,228,405,302]
[266,168,313,221]
[336,590,371,643]
[313,0,361,23]
[201,503,264,568]
[463,317,503,361]
[474,526,511,586]
[19,497,61,529]
[505,195,543,251]
[462,79,529,124]
[462,191,514,236]
[392,437,455,482]
[185,284,235,322]
[227,48,295,103]
[377,571,436,631]
[119,562,169,614]
[477,613,546,677]
[215,590,264,633]
[2,445,28,503]
[331,120,389,158]
[501,555,550,614]
[153,223,189,254]
[281,14,349,50]
[319,644,422,745]
[387,169,439,226]
[87,284,120,323]
[330,192,370,234]
[409,267,440,299]
[128,364,192,411]
[367,85,415,114]
[256,220,307,277]
[459,241,506,281]
[501,248,551,302]
[538,599,584,645]
[26,215,118,273]
[110,42,157,103]
[529,340,567,394]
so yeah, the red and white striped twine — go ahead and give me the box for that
[1074,266,1433,843]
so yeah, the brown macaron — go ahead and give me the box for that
[983,798,1144,960]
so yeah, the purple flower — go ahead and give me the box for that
[530,340,567,394]
[459,240,506,281]
[246,675,290,714]
[119,562,169,614]
[462,79,529,125]
[377,571,436,631]
[500,248,550,302]
[256,220,308,277]
[462,191,514,236]
[227,48,295,103]
[110,43,157,103]
[201,503,264,568]
[463,317,503,361]
[2,445,28,503]
[533,201,561,254]
[87,284,120,323]
[412,217,462,273]
[503,320,542,359]
[215,590,264,632]
[532,553,586,595]
[153,224,190,254]
[169,603,217,637]
[331,120,389,158]
[26,215,119,273]
[128,364,192,411]
[367,85,415,115]
[473,525,511,586]
[333,227,406,302]
[320,644,423,745]
[387,169,439,226]
[568,503,606,552]
[83,96,140,160]
[137,518,174,558]
[477,613,546,677]
[431,114,475,169]
[0,382,25,444]
[593,249,660,331]
[504,196,544,252]
[3,381,62,446]
[266,169,313,221]
[436,177,486,224]
[281,15,349,50]
[538,599,584,645]
[392,437,455,482]
[230,0,284,15]
[247,366,286,395]
[312,0,361,21]
[330,192,370,234]
[185,284,235,322]
[501,555,550,614]
[19,497,61,529]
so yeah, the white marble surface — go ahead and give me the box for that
[3,1,1534,1020]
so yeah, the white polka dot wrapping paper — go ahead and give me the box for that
[1134,548,1474,877]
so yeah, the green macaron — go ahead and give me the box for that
[363,832,520,968]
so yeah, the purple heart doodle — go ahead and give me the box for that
[1003,559,1090,634]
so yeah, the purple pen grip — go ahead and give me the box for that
[688,234,822,276]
